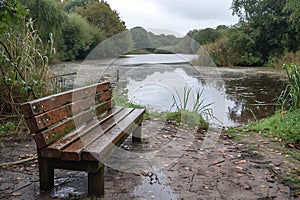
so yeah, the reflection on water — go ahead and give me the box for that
[109,55,286,127]
[134,170,176,200]
[115,54,198,65]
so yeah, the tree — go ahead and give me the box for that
[231,0,300,64]
[130,27,153,50]
[63,0,98,13]
[0,0,27,35]
[20,0,67,42]
[61,13,106,60]
[77,1,126,37]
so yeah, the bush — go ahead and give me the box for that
[268,51,300,68]
[202,38,236,67]
[61,13,105,60]
[0,19,55,138]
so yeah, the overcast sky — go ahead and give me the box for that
[105,0,239,36]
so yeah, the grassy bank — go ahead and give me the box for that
[229,109,300,144]
[228,109,300,196]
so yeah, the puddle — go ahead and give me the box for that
[134,170,176,200]
[51,186,84,200]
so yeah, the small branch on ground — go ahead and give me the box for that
[0,155,37,167]
[208,159,225,167]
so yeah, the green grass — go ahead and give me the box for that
[229,109,300,144]
[277,64,300,110]
[247,109,300,144]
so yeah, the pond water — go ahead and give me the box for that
[57,54,286,128]
[105,54,286,127]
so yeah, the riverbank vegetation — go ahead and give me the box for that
[192,0,300,67]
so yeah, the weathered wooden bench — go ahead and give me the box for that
[21,82,145,196]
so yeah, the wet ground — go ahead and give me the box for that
[1,55,297,199]
[1,119,299,200]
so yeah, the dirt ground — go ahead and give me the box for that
[0,119,299,200]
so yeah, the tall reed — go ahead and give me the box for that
[277,64,300,110]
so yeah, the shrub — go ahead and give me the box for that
[0,19,55,138]
[61,13,105,60]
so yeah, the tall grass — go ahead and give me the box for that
[277,64,300,110]
[172,86,213,117]
[171,86,213,131]
[0,19,56,139]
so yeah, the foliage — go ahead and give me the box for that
[0,122,15,136]
[20,0,67,43]
[247,109,300,144]
[87,30,134,58]
[202,37,234,67]
[63,0,98,13]
[187,26,228,45]
[267,51,300,68]
[0,0,27,35]
[277,64,300,110]
[130,27,153,50]
[0,19,55,125]
[77,1,126,38]
[171,86,213,131]
[61,13,105,60]
[231,0,300,66]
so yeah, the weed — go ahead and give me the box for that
[0,122,15,136]
[248,109,300,144]
[171,86,213,131]
[277,64,300,110]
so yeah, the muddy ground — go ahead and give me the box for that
[0,119,299,200]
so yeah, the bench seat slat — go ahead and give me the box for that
[22,82,110,119]
[40,107,124,158]
[81,109,145,161]
[48,108,134,161]
[33,100,114,149]
[25,91,112,133]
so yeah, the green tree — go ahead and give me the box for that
[231,0,300,65]
[77,1,126,37]
[63,0,98,13]
[20,0,67,42]
[61,13,105,60]
[188,28,221,45]
[130,27,153,49]
[0,0,27,35]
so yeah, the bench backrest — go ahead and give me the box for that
[21,82,114,149]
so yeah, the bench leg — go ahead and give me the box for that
[132,121,142,142]
[38,156,54,192]
[88,163,104,196]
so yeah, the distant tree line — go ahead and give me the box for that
[191,0,300,67]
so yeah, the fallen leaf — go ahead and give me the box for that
[236,166,243,170]
[203,186,209,190]
[12,192,21,196]
[260,185,266,188]
[237,160,247,164]
[217,147,227,153]
[120,187,128,193]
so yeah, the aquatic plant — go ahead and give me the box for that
[277,64,300,110]
[171,86,213,131]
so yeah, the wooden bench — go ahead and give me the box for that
[21,82,145,196]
